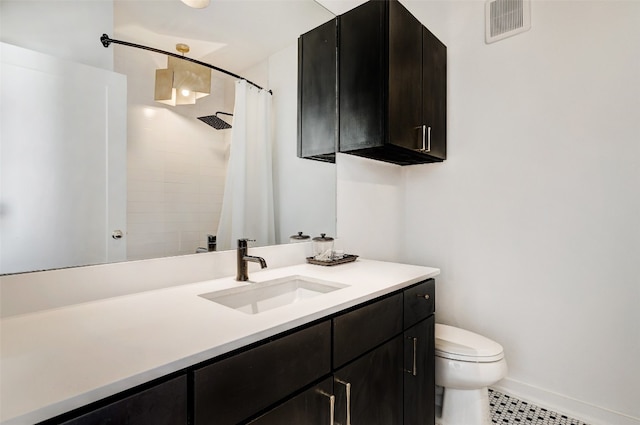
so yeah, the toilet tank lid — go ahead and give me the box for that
[435,324,504,360]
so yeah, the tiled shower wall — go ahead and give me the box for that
[116,45,233,261]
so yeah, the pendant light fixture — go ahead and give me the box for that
[155,43,211,106]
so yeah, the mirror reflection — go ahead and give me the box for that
[0,0,336,275]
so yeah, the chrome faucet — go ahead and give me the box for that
[237,238,267,281]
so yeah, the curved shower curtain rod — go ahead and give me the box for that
[100,34,272,94]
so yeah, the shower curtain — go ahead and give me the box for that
[216,80,275,251]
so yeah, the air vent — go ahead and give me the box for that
[485,0,531,44]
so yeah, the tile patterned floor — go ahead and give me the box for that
[489,389,590,425]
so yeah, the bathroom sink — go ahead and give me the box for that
[199,276,348,314]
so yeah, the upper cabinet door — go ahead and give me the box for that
[338,0,386,153]
[422,27,447,161]
[298,18,339,163]
[388,0,423,151]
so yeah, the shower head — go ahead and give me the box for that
[198,111,233,130]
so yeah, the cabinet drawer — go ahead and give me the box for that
[194,320,331,425]
[57,375,187,425]
[404,279,435,329]
[333,293,403,368]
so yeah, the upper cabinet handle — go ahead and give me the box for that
[421,125,432,152]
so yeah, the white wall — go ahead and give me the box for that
[338,0,640,423]
[337,153,404,261]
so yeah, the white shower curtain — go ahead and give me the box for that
[216,80,275,251]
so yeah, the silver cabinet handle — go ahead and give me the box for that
[416,294,430,300]
[421,125,432,152]
[335,379,351,425]
[317,390,335,425]
[405,337,418,376]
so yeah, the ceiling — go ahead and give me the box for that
[114,0,336,74]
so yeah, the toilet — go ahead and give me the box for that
[435,324,508,425]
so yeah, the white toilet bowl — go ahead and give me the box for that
[435,324,508,425]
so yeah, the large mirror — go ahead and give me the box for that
[0,0,336,275]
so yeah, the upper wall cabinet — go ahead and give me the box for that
[298,0,447,166]
[298,18,339,163]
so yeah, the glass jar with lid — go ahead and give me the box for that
[312,233,334,261]
[289,231,310,243]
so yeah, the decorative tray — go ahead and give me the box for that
[306,254,359,266]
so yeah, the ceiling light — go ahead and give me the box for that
[180,0,210,9]
[155,43,211,106]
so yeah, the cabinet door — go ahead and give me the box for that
[404,316,435,425]
[249,378,334,425]
[334,337,404,425]
[388,0,423,151]
[298,18,338,162]
[339,0,386,152]
[422,27,447,160]
[194,321,331,425]
[56,375,187,425]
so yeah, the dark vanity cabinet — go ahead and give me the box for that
[330,280,436,424]
[42,279,435,425]
[298,0,447,165]
[251,283,436,425]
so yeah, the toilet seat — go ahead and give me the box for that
[435,324,504,363]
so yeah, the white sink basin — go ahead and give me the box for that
[199,275,349,315]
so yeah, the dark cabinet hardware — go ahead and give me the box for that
[406,336,418,376]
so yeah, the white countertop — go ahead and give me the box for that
[0,259,439,425]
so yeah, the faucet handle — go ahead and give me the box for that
[237,238,256,248]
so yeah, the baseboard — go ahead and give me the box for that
[492,378,640,425]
